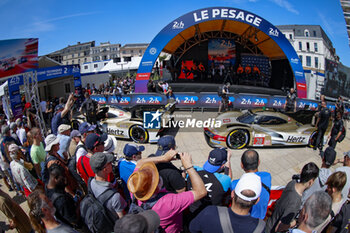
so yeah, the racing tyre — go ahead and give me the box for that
[129,125,149,143]
[226,129,249,149]
[308,131,318,148]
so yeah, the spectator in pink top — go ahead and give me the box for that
[128,150,207,233]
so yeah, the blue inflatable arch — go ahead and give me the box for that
[136,7,306,98]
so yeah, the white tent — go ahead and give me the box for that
[101,57,142,72]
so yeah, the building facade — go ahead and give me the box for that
[91,42,121,62]
[120,43,148,62]
[277,25,338,99]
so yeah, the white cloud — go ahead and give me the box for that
[269,0,299,15]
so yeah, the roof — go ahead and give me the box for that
[101,56,142,72]
[162,19,286,60]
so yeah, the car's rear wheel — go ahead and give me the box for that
[129,125,149,143]
[226,129,249,149]
[308,131,318,148]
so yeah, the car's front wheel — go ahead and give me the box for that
[226,129,249,149]
[308,131,318,148]
[129,125,149,143]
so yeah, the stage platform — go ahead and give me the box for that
[169,82,285,96]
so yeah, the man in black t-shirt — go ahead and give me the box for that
[284,88,297,112]
[328,111,344,149]
[152,135,186,193]
[79,92,99,124]
[315,101,331,151]
[46,164,83,229]
[335,96,345,118]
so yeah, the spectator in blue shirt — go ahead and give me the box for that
[118,143,145,184]
[231,149,271,219]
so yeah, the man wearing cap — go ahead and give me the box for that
[328,111,344,149]
[119,143,144,185]
[114,209,160,233]
[90,152,127,219]
[79,92,99,124]
[9,143,38,196]
[291,191,332,233]
[128,151,207,233]
[68,130,81,158]
[75,122,96,163]
[231,149,271,220]
[302,147,336,205]
[51,93,75,135]
[266,162,319,233]
[30,127,46,179]
[186,148,232,221]
[335,151,350,202]
[57,124,71,160]
[190,173,265,233]
[104,135,117,154]
[77,133,107,184]
[151,135,186,193]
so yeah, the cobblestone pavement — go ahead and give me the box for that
[1,111,349,231]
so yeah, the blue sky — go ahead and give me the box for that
[0,0,349,66]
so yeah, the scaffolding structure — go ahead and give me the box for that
[23,71,47,136]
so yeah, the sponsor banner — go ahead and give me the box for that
[132,95,164,105]
[296,99,318,110]
[37,65,80,82]
[235,95,268,108]
[199,94,221,106]
[267,96,286,108]
[136,73,151,80]
[8,75,23,117]
[175,94,199,106]
[0,38,38,79]
[208,39,236,70]
[136,7,306,97]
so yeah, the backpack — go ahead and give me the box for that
[41,155,58,184]
[128,191,169,233]
[338,124,346,142]
[67,144,87,190]
[80,178,117,233]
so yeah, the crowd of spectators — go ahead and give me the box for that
[0,91,348,233]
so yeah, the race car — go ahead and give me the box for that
[204,109,331,149]
[72,101,176,143]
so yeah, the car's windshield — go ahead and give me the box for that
[237,112,256,124]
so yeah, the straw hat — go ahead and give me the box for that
[127,162,159,201]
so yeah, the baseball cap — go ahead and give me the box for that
[123,143,145,157]
[203,148,228,173]
[321,147,336,166]
[114,210,160,233]
[58,124,71,134]
[89,152,114,174]
[155,135,176,156]
[70,130,81,138]
[344,151,350,158]
[55,104,64,112]
[79,122,96,134]
[235,173,262,202]
[85,133,107,150]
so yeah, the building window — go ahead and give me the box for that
[315,57,319,68]
[313,30,316,37]
[78,59,80,63]
[306,56,311,67]
[299,55,303,65]
[65,83,70,93]
[304,30,309,37]
[299,42,302,50]
[139,49,142,53]
[84,58,87,62]
[84,65,88,70]
[314,43,318,52]
[72,60,75,64]
[289,34,293,39]
[306,42,310,51]
[94,64,98,68]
